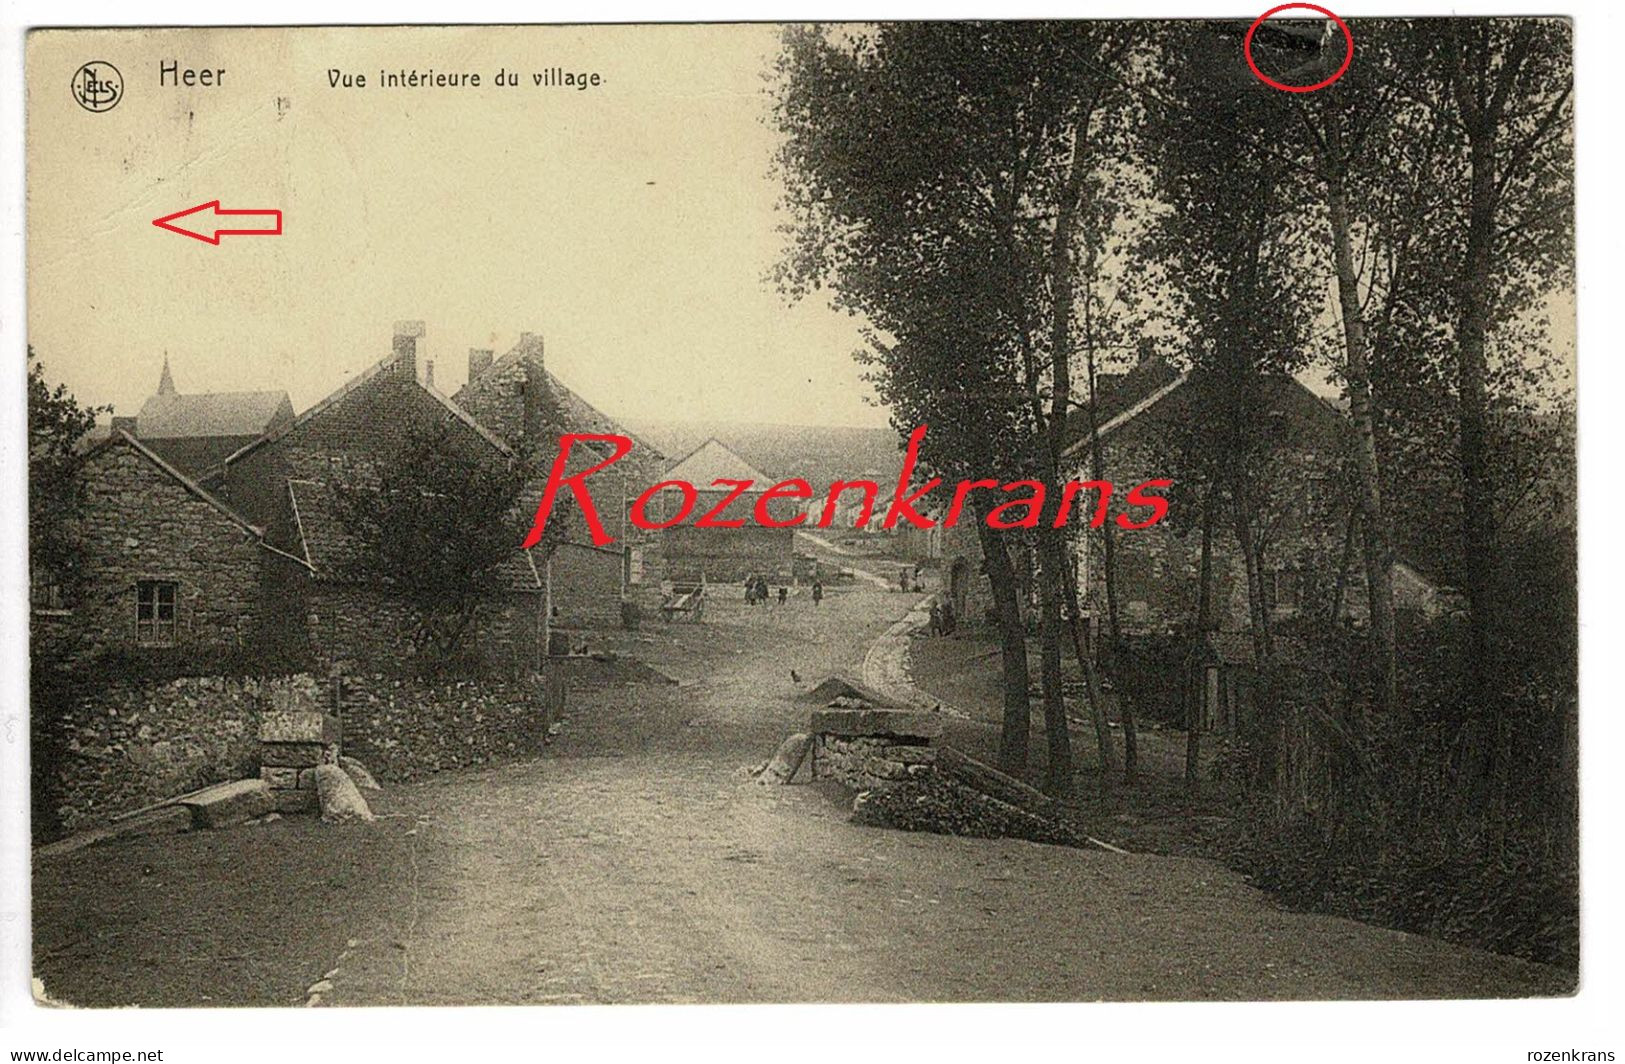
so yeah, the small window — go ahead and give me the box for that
[31,569,65,611]
[136,580,178,645]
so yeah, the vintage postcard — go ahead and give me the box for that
[20,16,1577,1018]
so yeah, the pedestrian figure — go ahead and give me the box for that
[777,586,788,606]
[929,602,943,636]
[811,579,823,606]
[942,600,956,635]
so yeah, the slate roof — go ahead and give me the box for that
[621,420,901,497]
[136,390,292,440]
[454,340,666,464]
[221,353,511,470]
[285,478,542,590]
[663,437,778,488]
[1061,358,1360,459]
[546,371,664,463]
[79,429,310,570]
[94,428,266,536]
[1061,357,1187,456]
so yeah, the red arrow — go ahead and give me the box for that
[152,200,282,245]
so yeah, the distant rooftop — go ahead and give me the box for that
[664,437,778,488]
[137,390,294,439]
[134,357,293,440]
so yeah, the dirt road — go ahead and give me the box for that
[323,587,1565,1005]
[34,584,1568,1006]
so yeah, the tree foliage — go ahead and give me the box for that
[28,350,105,602]
[774,22,1145,789]
[331,422,538,674]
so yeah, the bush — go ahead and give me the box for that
[1220,646,1578,970]
[1230,797,1577,969]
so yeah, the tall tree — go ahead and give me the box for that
[28,351,104,605]
[1139,23,1324,786]
[1430,19,1573,752]
[773,23,1138,788]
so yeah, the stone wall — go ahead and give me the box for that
[307,583,544,677]
[812,734,937,792]
[548,540,625,629]
[35,673,322,838]
[807,707,943,794]
[37,436,274,667]
[337,673,551,781]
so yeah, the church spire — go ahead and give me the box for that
[157,354,176,395]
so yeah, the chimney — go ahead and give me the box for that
[522,362,548,441]
[392,320,425,378]
[517,333,547,441]
[468,347,494,381]
[425,360,435,389]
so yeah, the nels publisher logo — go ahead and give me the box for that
[71,61,123,112]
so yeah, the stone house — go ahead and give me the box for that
[1061,357,1454,637]
[126,356,295,476]
[653,437,799,583]
[453,332,665,626]
[1062,357,1457,729]
[920,356,1455,729]
[32,428,307,667]
[214,322,547,675]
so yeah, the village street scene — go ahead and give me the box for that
[23,19,1576,1009]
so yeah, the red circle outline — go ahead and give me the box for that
[1244,3,1353,93]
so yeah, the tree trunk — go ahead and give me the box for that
[977,516,1031,776]
[1023,115,1089,797]
[1328,505,1359,628]
[1093,482,1134,783]
[1326,174,1399,717]
[1457,116,1501,772]
[1186,483,1217,785]
[1232,499,1279,796]
[1082,339,1136,782]
[1060,553,1116,779]
[1038,540,1074,798]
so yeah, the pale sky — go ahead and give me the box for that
[27,25,887,427]
[26,26,1574,430]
